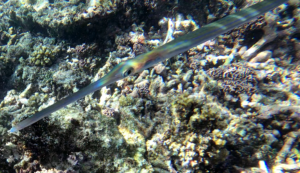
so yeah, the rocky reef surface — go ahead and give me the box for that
[0,0,300,172]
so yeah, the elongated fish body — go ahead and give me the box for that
[10,0,288,132]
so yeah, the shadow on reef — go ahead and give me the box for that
[9,109,133,172]
[7,0,175,45]
[0,58,16,102]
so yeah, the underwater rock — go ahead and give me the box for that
[249,50,272,63]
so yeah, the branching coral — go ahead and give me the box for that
[29,43,61,66]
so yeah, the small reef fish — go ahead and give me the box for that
[10,0,288,132]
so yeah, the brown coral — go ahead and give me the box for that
[207,63,258,95]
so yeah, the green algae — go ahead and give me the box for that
[119,95,136,107]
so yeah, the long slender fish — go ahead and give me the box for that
[10,0,288,132]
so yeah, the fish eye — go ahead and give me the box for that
[122,67,134,77]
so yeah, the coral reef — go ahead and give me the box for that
[0,0,300,172]
[29,42,61,66]
[207,63,258,95]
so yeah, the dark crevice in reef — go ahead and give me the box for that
[0,63,15,102]
[9,10,49,37]
[0,86,9,103]
[243,29,265,47]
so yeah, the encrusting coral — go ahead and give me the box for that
[207,63,258,95]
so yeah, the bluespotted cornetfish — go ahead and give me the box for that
[10,0,288,132]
